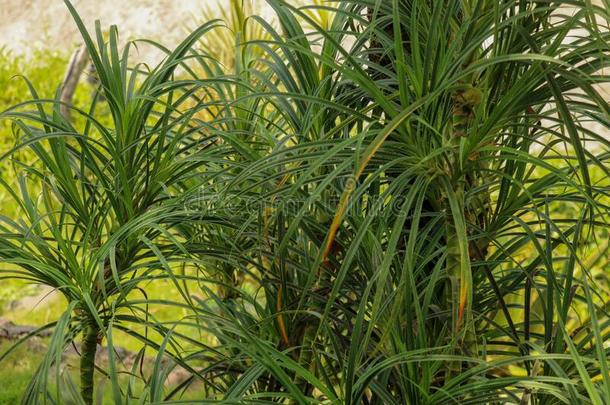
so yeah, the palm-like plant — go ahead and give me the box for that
[0,2,240,403]
[2,0,610,403]
[178,0,610,402]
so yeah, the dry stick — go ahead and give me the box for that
[60,44,89,120]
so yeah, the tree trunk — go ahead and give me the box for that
[80,321,99,405]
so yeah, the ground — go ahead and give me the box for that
[1,0,205,63]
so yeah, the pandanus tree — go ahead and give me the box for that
[2,0,610,403]
[175,0,610,403]
[0,1,243,403]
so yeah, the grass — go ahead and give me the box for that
[0,340,46,404]
[1,0,610,403]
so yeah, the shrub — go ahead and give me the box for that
[2,0,610,403]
